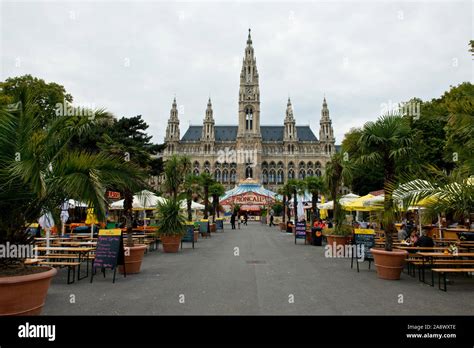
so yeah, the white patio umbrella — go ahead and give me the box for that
[38,211,55,253]
[110,190,166,210]
[296,195,305,221]
[316,193,360,210]
[60,201,69,236]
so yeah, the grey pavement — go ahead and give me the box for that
[43,222,474,315]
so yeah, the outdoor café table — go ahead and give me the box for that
[69,235,95,239]
[417,252,474,285]
[34,247,95,281]
[56,241,97,247]
[24,258,46,265]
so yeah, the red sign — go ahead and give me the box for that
[107,191,121,199]
[221,192,274,206]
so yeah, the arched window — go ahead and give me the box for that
[230,169,236,183]
[193,168,200,176]
[299,161,305,169]
[215,169,221,182]
[307,169,314,177]
[288,169,295,179]
[262,170,268,184]
[277,170,284,184]
[269,170,276,184]
[316,169,322,177]
[245,107,253,130]
[246,165,253,178]
[222,169,229,183]
[299,169,305,180]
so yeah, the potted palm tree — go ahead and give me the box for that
[325,152,353,246]
[304,176,326,225]
[156,198,186,252]
[0,93,144,315]
[358,115,413,280]
[277,184,292,230]
[198,172,215,234]
[209,182,226,230]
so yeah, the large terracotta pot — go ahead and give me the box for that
[0,266,57,316]
[371,248,408,280]
[119,244,147,274]
[161,235,181,253]
[209,223,216,233]
[193,231,199,242]
[326,235,350,247]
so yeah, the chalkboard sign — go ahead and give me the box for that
[295,222,307,244]
[91,229,125,283]
[354,229,375,260]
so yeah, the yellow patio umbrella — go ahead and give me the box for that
[320,196,328,219]
[85,208,98,238]
[342,194,381,211]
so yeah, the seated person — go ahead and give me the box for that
[414,230,434,247]
[398,224,408,241]
[406,230,419,245]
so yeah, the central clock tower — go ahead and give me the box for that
[236,29,262,181]
[237,29,261,137]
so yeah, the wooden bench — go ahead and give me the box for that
[39,261,81,284]
[408,260,474,284]
[432,268,474,291]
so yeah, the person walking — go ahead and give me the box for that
[244,213,248,226]
[269,211,274,227]
[230,212,236,230]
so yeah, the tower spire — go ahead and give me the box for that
[247,28,252,45]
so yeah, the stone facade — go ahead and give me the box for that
[162,29,336,192]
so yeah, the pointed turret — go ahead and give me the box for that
[319,97,335,155]
[165,97,180,153]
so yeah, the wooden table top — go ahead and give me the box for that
[35,247,95,252]
[56,241,97,246]
[395,246,448,250]
[417,252,474,257]
[24,258,46,265]
[35,237,72,241]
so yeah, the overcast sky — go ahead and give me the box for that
[1,0,472,144]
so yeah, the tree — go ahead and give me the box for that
[325,152,353,232]
[0,74,72,128]
[342,127,384,195]
[304,175,326,224]
[209,183,226,221]
[198,172,215,219]
[99,115,165,246]
[0,94,145,272]
[358,115,413,251]
[392,166,473,226]
[183,173,201,222]
[278,183,293,223]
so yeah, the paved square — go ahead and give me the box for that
[43,222,474,315]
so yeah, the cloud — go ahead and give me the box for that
[1,1,471,144]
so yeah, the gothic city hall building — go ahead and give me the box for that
[163,29,336,192]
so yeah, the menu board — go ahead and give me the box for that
[354,229,375,260]
[295,222,306,238]
[92,229,124,270]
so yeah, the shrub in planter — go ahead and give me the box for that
[156,198,186,253]
[324,225,352,246]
